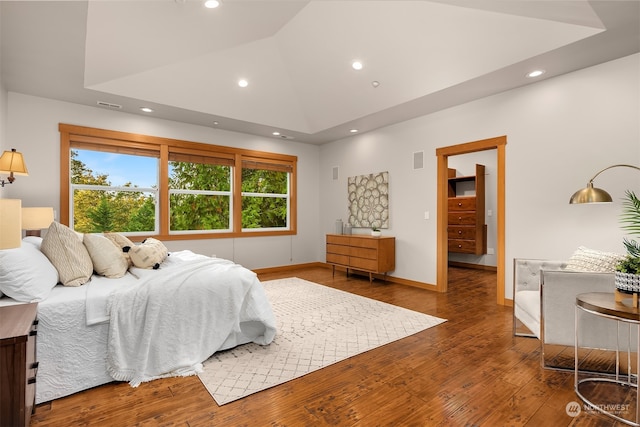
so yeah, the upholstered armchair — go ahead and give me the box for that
[513,257,623,370]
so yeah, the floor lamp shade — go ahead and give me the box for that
[0,199,22,249]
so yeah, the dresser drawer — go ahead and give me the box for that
[349,237,379,249]
[448,239,477,253]
[349,257,378,272]
[326,253,349,266]
[350,247,377,260]
[447,226,476,240]
[327,243,350,256]
[448,212,476,225]
[448,197,476,211]
[327,235,350,245]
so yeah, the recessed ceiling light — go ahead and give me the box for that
[213,121,219,126]
[238,79,248,88]
[272,131,280,136]
[371,81,380,88]
[140,107,153,113]
[352,61,363,71]
[527,69,545,78]
[350,129,358,133]
[204,0,220,8]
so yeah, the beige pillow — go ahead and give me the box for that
[565,246,625,273]
[41,222,93,287]
[83,234,129,278]
[104,232,135,266]
[129,238,168,269]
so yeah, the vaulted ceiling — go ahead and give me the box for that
[1,1,639,144]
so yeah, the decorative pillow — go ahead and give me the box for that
[104,232,135,267]
[565,246,625,273]
[41,222,93,287]
[129,238,168,269]
[0,242,59,302]
[83,234,129,278]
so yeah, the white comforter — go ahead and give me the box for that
[88,251,276,387]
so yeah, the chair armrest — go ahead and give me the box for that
[513,258,566,293]
[541,269,615,347]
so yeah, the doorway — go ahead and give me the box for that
[435,136,507,305]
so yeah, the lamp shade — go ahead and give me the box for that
[0,149,29,175]
[21,207,54,230]
[569,182,613,204]
[0,199,22,249]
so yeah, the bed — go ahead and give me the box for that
[0,224,276,404]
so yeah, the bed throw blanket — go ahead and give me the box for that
[106,252,276,387]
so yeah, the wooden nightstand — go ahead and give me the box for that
[0,303,39,427]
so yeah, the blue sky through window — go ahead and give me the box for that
[76,150,158,188]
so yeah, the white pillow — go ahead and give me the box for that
[0,242,59,302]
[41,222,93,287]
[22,235,43,249]
[565,246,625,273]
[83,234,129,278]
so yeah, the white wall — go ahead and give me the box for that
[320,53,640,298]
[4,93,321,270]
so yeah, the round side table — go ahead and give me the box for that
[576,292,640,426]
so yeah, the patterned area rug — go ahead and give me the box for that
[197,277,446,405]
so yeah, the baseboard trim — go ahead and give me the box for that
[448,261,497,272]
[255,262,437,292]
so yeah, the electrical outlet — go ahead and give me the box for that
[487,248,495,255]
[424,211,429,220]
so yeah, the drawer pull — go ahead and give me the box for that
[458,244,462,248]
[458,202,462,206]
[458,230,462,234]
[27,377,36,385]
[458,217,462,220]
[29,330,38,336]
[30,361,39,370]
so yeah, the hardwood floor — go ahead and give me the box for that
[30,266,621,426]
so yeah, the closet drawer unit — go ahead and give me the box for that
[447,226,476,240]
[448,197,476,211]
[447,212,477,226]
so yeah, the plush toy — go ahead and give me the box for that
[128,238,168,269]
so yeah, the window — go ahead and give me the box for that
[59,124,297,240]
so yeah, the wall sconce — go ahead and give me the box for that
[0,199,22,249]
[0,148,29,187]
[569,164,640,204]
[22,207,54,237]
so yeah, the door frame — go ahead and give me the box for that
[435,136,507,305]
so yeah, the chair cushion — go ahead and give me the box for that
[514,290,540,338]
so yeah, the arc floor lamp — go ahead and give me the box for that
[570,164,640,204]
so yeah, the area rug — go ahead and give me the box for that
[197,277,446,405]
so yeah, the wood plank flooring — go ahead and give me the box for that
[30,266,623,426]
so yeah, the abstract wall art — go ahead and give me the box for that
[347,171,389,228]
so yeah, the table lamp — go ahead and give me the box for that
[22,207,54,237]
[0,199,22,249]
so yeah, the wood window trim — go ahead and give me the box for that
[59,123,298,241]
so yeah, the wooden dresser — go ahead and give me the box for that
[447,164,487,255]
[326,234,395,282]
[0,303,39,427]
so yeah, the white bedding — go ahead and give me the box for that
[0,250,277,404]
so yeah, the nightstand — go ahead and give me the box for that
[0,303,39,427]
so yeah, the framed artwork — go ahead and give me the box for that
[347,171,389,228]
